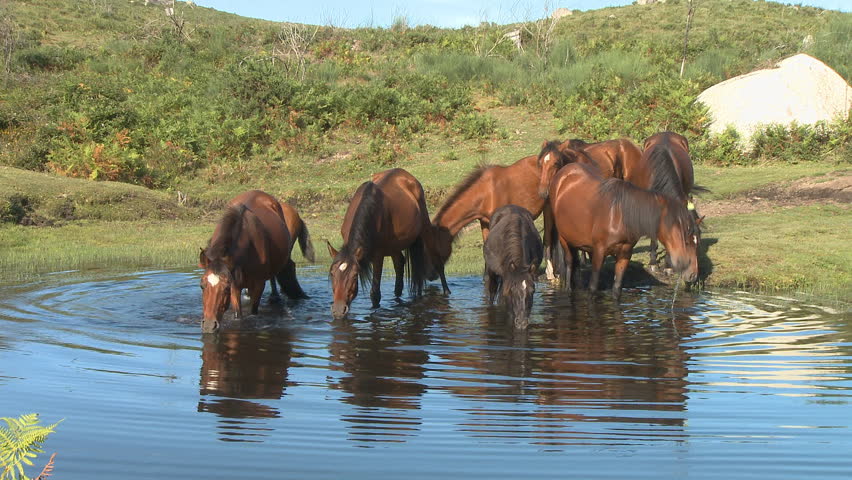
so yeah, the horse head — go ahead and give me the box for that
[504,263,538,330]
[327,241,364,319]
[198,248,235,333]
[656,199,699,283]
[537,140,578,199]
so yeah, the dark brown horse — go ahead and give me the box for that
[432,153,548,271]
[327,168,435,319]
[483,205,543,329]
[536,138,643,278]
[640,132,706,269]
[267,200,315,300]
[549,163,699,297]
[199,190,292,333]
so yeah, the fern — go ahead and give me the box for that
[0,414,61,480]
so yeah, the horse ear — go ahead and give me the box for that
[198,248,207,268]
[353,246,365,262]
[326,240,338,258]
[540,140,548,150]
[529,263,538,275]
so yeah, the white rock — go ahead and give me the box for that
[696,54,852,144]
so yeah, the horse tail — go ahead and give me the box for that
[691,183,710,195]
[406,236,427,298]
[296,219,316,263]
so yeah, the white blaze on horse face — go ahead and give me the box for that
[543,153,553,165]
[339,262,348,272]
[522,280,527,290]
[693,235,698,245]
[207,273,220,287]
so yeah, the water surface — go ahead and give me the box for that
[0,269,849,479]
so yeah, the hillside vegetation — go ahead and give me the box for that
[0,0,850,296]
[1,0,850,199]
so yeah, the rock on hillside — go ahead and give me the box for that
[697,54,852,144]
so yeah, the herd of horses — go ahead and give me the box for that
[199,131,706,332]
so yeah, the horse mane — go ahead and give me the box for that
[647,143,687,201]
[206,204,248,262]
[599,178,661,239]
[340,181,381,288]
[434,164,491,224]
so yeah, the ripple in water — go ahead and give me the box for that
[0,269,849,479]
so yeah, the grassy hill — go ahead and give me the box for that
[0,0,850,296]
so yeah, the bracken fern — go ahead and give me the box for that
[0,414,61,480]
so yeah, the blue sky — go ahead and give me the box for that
[193,0,850,28]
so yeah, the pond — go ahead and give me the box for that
[0,269,850,479]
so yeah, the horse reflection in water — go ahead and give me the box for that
[327,315,432,444]
[197,328,293,442]
[434,291,695,447]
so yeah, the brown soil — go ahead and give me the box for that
[697,172,852,217]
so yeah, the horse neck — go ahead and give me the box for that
[434,184,488,236]
[603,179,662,240]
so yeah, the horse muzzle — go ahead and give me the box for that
[201,318,220,333]
[331,302,350,319]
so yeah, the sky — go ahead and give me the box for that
[193,0,850,28]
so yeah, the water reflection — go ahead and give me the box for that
[433,287,697,447]
[197,327,293,442]
[327,306,433,444]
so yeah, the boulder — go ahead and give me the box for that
[697,54,852,143]
[552,8,573,20]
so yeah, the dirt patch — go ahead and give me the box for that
[697,172,852,217]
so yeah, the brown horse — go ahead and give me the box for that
[640,132,707,269]
[199,190,292,333]
[327,168,435,319]
[549,163,699,297]
[267,200,315,300]
[483,205,543,329]
[536,138,643,278]
[432,153,548,271]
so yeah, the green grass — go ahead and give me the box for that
[699,204,851,299]
[695,163,849,199]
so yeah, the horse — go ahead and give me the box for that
[198,190,292,333]
[482,205,543,329]
[536,138,643,278]
[267,200,315,301]
[432,152,548,272]
[327,168,435,319]
[548,163,699,298]
[639,132,707,269]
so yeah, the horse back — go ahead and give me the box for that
[226,190,291,277]
[484,205,543,275]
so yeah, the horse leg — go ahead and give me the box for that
[558,237,573,292]
[612,245,633,300]
[248,280,265,315]
[230,285,243,320]
[543,205,558,282]
[370,257,383,309]
[648,238,660,271]
[485,270,499,304]
[268,275,282,304]
[438,263,451,295]
[570,247,582,290]
[277,259,308,299]
[588,249,605,293]
[392,252,405,298]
